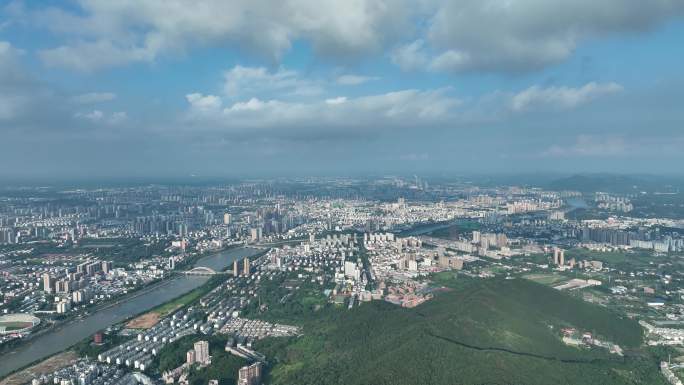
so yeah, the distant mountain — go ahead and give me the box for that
[548,173,683,194]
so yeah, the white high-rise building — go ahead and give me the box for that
[194,340,210,365]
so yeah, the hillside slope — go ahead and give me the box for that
[256,278,663,385]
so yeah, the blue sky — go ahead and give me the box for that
[0,1,683,178]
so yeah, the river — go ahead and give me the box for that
[0,246,261,379]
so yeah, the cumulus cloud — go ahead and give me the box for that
[186,93,222,111]
[510,82,623,112]
[184,88,461,136]
[27,1,684,73]
[32,0,409,71]
[426,0,684,73]
[71,92,116,104]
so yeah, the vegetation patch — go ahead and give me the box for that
[255,277,657,385]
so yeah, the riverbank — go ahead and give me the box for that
[0,247,259,379]
[0,274,179,356]
[0,351,78,385]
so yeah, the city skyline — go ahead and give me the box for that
[1,1,683,178]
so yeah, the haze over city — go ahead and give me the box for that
[1,1,683,178]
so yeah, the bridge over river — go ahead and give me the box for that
[184,266,228,275]
[0,246,263,379]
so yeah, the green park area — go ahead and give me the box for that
[253,276,663,385]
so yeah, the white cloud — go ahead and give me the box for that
[40,40,155,72]
[223,65,323,98]
[426,0,684,73]
[186,93,222,110]
[75,110,104,121]
[26,1,684,73]
[325,96,347,105]
[429,50,471,72]
[185,88,461,134]
[391,40,428,71]
[226,98,274,112]
[336,74,378,86]
[510,82,623,112]
[71,92,116,104]
[34,0,409,71]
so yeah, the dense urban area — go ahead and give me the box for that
[2,175,684,385]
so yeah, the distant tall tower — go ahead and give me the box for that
[243,257,250,276]
[553,248,565,266]
[553,248,559,265]
[233,260,239,276]
[223,213,231,225]
[559,249,565,266]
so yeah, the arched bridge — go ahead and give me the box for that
[184,266,229,275]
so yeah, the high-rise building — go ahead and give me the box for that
[43,273,55,294]
[223,213,231,225]
[233,260,239,276]
[55,279,69,294]
[243,257,250,276]
[495,233,508,248]
[238,362,262,385]
[193,340,210,365]
[101,261,113,274]
[186,349,196,365]
[472,231,481,244]
[56,301,71,313]
[250,228,258,242]
[553,248,565,266]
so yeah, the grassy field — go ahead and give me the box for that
[147,276,223,318]
[255,277,660,385]
[523,273,570,286]
[241,271,332,324]
[425,221,481,240]
[565,248,662,270]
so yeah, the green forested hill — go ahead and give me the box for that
[256,277,665,385]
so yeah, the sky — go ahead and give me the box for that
[0,0,683,179]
